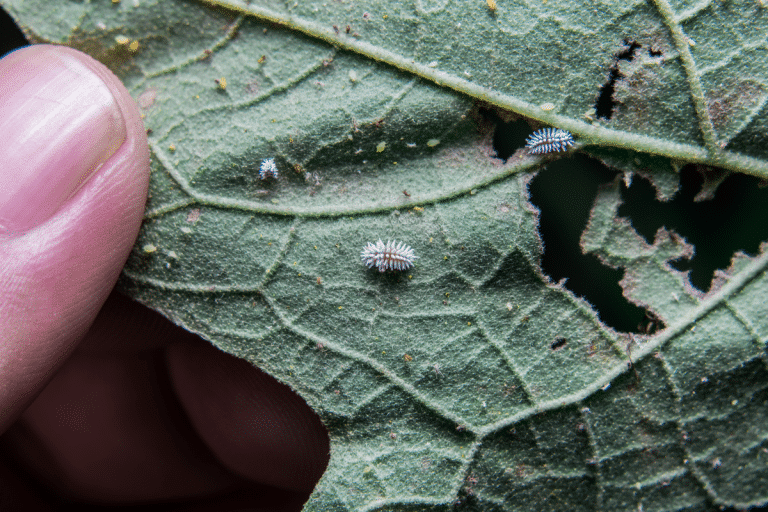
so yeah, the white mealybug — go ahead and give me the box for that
[259,158,279,179]
[525,128,575,155]
[361,240,417,272]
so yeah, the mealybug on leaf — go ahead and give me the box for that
[260,158,278,179]
[525,128,575,155]
[361,240,417,272]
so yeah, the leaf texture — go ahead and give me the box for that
[3,0,767,510]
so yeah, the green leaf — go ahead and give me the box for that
[4,0,768,510]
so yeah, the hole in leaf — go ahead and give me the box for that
[594,68,621,120]
[529,155,656,333]
[595,39,653,120]
[0,7,27,58]
[478,107,530,161]
[550,337,567,350]
[618,166,768,292]
[531,157,768,333]
[492,118,530,161]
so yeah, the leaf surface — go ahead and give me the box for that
[3,0,768,510]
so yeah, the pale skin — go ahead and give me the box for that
[0,45,328,509]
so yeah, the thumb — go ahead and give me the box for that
[0,45,150,431]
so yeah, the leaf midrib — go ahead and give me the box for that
[200,0,768,178]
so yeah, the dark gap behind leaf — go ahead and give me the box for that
[0,6,27,58]
[618,167,768,292]
[594,40,643,120]
[527,155,653,333]
[481,107,530,161]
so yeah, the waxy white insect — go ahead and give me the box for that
[525,128,575,155]
[361,240,417,272]
[259,158,278,180]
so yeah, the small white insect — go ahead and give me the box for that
[361,240,417,272]
[259,158,278,180]
[525,128,575,155]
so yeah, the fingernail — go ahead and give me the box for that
[0,46,127,234]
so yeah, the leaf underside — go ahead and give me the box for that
[3,0,768,510]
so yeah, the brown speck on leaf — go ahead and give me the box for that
[332,25,340,34]
[346,25,351,33]
[402,190,411,197]
[707,80,766,140]
[186,208,201,223]
[403,353,413,362]
[257,54,266,64]
[316,276,323,285]
[502,383,517,396]
[362,11,371,20]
